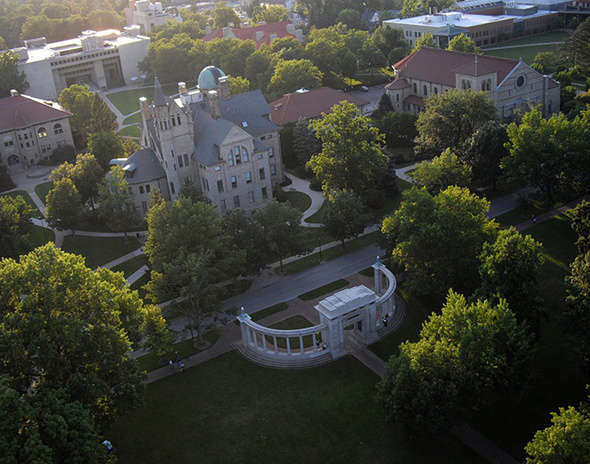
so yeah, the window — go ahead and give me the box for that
[396,93,399,101]
[423,85,427,96]
[245,171,252,183]
[262,187,268,199]
[217,180,224,193]
[270,165,276,175]
[170,182,175,194]
[177,115,181,125]
[231,176,237,189]
[172,116,176,127]
[228,152,234,166]
[183,153,189,166]
[53,123,62,134]
[242,147,249,162]
[434,87,438,95]
[268,147,274,157]
[233,195,240,208]
[516,75,525,88]
[203,177,209,191]
[178,155,183,168]
[248,191,254,203]
[139,186,145,194]
[146,184,151,193]
[38,127,47,138]
[3,136,13,147]
[234,146,241,164]
[413,83,417,93]
[220,199,226,212]
[259,167,265,180]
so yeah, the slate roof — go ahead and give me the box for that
[201,21,297,48]
[122,148,166,184]
[0,94,71,132]
[385,78,411,90]
[153,76,167,108]
[268,88,370,126]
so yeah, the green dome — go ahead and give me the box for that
[197,66,226,90]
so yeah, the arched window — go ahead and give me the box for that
[396,93,399,101]
[53,123,63,134]
[413,83,417,94]
[242,146,249,162]
[462,80,466,89]
[3,135,14,147]
[38,127,47,138]
[234,146,241,164]
[228,152,234,166]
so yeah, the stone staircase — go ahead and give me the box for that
[230,342,334,370]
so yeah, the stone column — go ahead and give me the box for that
[299,335,304,354]
[286,337,291,355]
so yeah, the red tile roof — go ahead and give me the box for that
[385,78,410,90]
[0,94,71,132]
[268,88,370,126]
[202,21,298,48]
[392,48,519,87]
[404,95,425,107]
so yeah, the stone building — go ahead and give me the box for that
[385,47,559,121]
[124,0,182,34]
[0,91,74,174]
[126,66,284,218]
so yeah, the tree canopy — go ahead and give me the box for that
[266,59,323,100]
[46,177,84,234]
[323,190,372,247]
[447,33,481,54]
[411,148,472,195]
[0,195,33,259]
[98,165,140,239]
[561,18,590,76]
[307,101,388,204]
[0,50,29,98]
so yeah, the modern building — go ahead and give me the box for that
[385,47,560,121]
[11,28,150,101]
[268,87,370,126]
[455,0,507,15]
[126,66,284,218]
[0,91,74,174]
[202,21,304,48]
[124,0,182,34]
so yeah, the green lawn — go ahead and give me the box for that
[130,272,150,301]
[61,235,140,269]
[118,125,140,138]
[122,111,142,125]
[1,190,42,218]
[484,44,554,65]
[110,254,147,278]
[108,352,484,464]
[29,225,55,248]
[107,88,154,115]
[285,190,312,213]
[305,199,327,223]
[485,31,569,48]
[299,278,349,300]
[35,181,52,205]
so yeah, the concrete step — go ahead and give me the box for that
[231,342,334,370]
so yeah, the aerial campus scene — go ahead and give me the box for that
[1,0,590,462]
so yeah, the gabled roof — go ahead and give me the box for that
[392,48,519,87]
[385,78,411,90]
[0,94,71,132]
[121,148,166,184]
[201,21,297,48]
[268,88,370,126]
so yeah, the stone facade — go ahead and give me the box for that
[124,0,181,34]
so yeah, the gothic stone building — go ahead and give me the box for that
[122,66,283,217]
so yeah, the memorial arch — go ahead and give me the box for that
[234,258,399,368]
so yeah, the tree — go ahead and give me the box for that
[228,75,250,95]
[292,118,320,164]
[336,9,365,30]
[571,199,590,253]
[0,195,33,259]
[245,47,278,92]
[222,208,267,277]
[374,111,418,148]
[50,154,104,210]
[58,84,94,146]
[477,227,544,331]
[502,108,588,205]
[253,4,287,23]
[307,101,388,203]
[461,120,508,190]
[381,186,498,297]
[0,244,167,431]
[447,33,481,54]
[212,2,241,28]
[372,26,410,65]
[412,33,436,53]
[376,291,534,435]
[414,89,498,159]
[411,149,472,195]
[340,49,358,81]
[357,41,387,74]
[323,190,372,247]
[46,177,84,234]
[304,23,347,74]
[90,93,117,133]
[532,51,556,74]
[561,18,590,76]
[401,0,420,18]
[266,59,323,100]
[269,37,304,61]
[565,250,590,366]
[98,165,140,240]
[88,131,126,171]
[0,50,29,97]
[255,199,311,268]
[525,401,590,463]
[178,178,206,204]
[144,198,238,342]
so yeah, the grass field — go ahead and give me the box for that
[118,125,140,138]
[484,44,554,64]
[35,181,52,205]
[61,235,140,269]
[122,111,142,125]
[29,225,55,248]
[107,88,154,115]
[266,315,314,349]
[110,254,147,278]
[304,198,326,223]
[285,190,311,213]
[485,31,569,48]
[108,352,485,464]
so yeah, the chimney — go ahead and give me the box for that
[256,30,264,41]
[178,82,188,95]
[270,33,277,41]
[208,91,220,120]
[228,21,234,28]
[10,89,18,97]
[218,76,230,100]
[139,96,151,121]
[295,29,303,42]
[205,25,212,35]
[222,27,230,37]
[286,24,295,34]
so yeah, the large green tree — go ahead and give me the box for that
[323,190,372,247]
[222,208,267,277]
[0,50,29,97]
[0,244,167,434]
[381,186,498,297]
[561,18,590,76]
[373,111,418,148]
[307,101,388,203]
[414,89,498,159]
[447,33,481,54]
[0,195,33,259]
[46,177,84,234]
[254,199,311,268]
[266,59,323,100]
[50,153,104,210]
[411,33,436,53]
[88,131,126,171]
[98,165,140,240]
[411,148,472,195]
[212,2,241,28]
[292,118,320,164]
[376,291,534,435]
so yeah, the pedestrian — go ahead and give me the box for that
[175,351,181,363]
[177,360,184,372]
[532,214,536,224]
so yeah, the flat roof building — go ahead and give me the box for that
[12,27,150,101]
[124,0,182,34]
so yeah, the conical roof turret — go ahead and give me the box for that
[153,76,167,107]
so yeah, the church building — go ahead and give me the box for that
[118,66,283,217]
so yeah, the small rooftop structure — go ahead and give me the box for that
[315,285,376,320]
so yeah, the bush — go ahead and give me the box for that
[309,177,323,192]
[273,184,288,202]
[0,164,15,192]
[50,145,77,164]
[279,175,292,187]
